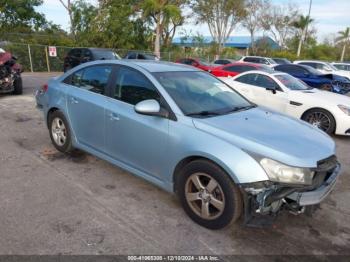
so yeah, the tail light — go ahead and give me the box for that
[42,83,48,92]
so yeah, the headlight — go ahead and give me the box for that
[338,105,350,116]
[260,158,314,185]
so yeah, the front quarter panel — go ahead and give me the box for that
[166,115,269,186]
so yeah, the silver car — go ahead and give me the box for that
[36,60,340,229]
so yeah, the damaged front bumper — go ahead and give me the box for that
[240,161,341,227]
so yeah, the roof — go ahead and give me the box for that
[130,60,199,72]
[82,60,199,73]
[172,36,280,49]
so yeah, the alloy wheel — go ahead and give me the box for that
[51,117,67,146]
[185,173,225,220]
[305,111,331,132]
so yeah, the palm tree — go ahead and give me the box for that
[141,0,182,58]
[337,27,350,62]
[292,15,313,57]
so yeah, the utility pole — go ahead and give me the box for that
[304,0,313,42]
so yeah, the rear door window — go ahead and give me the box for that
[65,65,112,95]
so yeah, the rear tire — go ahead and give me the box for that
[302,109,336,134]
[12,76,22,95]
[48,110,74,153]
[177,159,242,230]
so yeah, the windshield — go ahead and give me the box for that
[153,71,253,117]
[259,65,275,73]
[199,59,210,66]
[303,65,323,75]
[325,62,338,71]
[275,74,311,90]
[267,58,277,65]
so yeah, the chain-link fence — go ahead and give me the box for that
[0,42,235,72]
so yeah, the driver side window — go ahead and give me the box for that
[114,66,160,105]
[255,75,281,91]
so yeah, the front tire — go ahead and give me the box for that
[177,160,242,230]
[302,109,336,134]
[12,76,23,95]
[48,110,73,153]
[320,83,332,92]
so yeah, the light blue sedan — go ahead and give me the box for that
[36,60,341,229]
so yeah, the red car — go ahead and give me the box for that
[175,58,216,71]
[209,62,273,77]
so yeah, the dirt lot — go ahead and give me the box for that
[0,72,349,256]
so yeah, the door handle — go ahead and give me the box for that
[109,112,120,121]
[70,97,79,104]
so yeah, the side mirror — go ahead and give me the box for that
[266,86,277,94]
[134,99,169,118]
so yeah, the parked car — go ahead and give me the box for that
[0,49,22,95]
[209,62,274,77]
[36,60,340,229]
[124,51,159,60]
[294,60,350,79]
[213,59,237,65]
[331,62,350,72]
[238,56,278,67]
[63,48,120,72]
[175,58,216,71]
[221,71,350,135]
[274,64,350,94]
[272,58,291,65]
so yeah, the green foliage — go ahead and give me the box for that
[0,0,46,31]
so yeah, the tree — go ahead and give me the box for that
[260,3,299,49]
[241,0,269,54]
[192,0,245,56]
[70,0,98,44]
[0,0,46,32]
[140,0,184,58]
[337,27,350,62]
[292,15,313,57]
[89,0,152,50]
[59,0,76,38]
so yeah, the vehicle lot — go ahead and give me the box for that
[0,73,350,255]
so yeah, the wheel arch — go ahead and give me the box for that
[172,155,236,193]
[46,107,60,128]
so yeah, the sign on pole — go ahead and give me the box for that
[48,46,57,57]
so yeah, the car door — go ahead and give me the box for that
[253,74,288,113]
[66,65,113,152]
[104,65,169,179]
[233,73,267,103]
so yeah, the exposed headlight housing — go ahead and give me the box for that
[338,105,350,116]
[260,158,314,185]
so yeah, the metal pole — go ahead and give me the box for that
[45,46,50,72]
[28,44,33,73]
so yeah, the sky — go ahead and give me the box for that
[37,0,350,42]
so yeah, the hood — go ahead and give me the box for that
[193,107,335,168]
[333,70,350,79]
[290,88,350,105]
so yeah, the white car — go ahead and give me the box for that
[331,62,350,72]
[238,56,277,67]
[294,60,350,79]
[220,71,350,135]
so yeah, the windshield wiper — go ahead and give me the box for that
[223,105,256,114]
[186,110,221,117]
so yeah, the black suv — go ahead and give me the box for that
[63,48,120,72]
[124,51,159,60]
